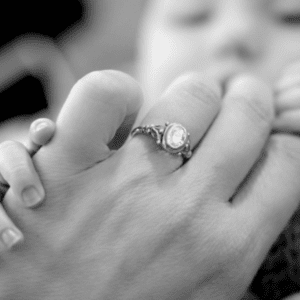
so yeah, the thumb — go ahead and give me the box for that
[36,70,142,177]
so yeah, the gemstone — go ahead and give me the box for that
[164,123,187,150]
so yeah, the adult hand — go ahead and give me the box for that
[2,71,300,300]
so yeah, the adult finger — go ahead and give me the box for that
[185,75,274,201]
[127,73,222,174]
[37,71,142,176]
[234,134,300,269]
[0,141,45,207]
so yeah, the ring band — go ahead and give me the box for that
[131,122,192,159]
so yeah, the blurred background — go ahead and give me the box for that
[0,0,147,142]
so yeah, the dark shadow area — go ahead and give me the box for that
[250,207,300,299]
[0,0,85,44]
[0,0,86,123]
[0,75,48,122]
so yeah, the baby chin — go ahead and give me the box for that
[249,205,300,299]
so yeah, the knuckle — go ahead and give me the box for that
[75,70,141,107]
[238,95,271,125]
[229,74,274,126]
[168,72,222,108]
[79,70,132,88]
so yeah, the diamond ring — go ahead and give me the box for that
[131,122,192,159]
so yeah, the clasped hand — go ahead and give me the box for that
[1,70,300,300]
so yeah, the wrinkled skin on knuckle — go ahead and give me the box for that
[229,75,274,128]
[167,72,222,110]
[228,93,273,139]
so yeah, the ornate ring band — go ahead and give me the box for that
[131,122,192,159]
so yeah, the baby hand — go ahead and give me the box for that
[0,118,55,251]
[274,60,300,132]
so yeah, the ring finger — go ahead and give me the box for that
[186,74,274,202]
[128,72,222,174]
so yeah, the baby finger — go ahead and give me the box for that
[27,118,56,155]
[0,141,45,207]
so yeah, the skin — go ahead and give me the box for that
[0,118,55,251]
[136,0,300,298]
[275,60,300,131]
[137,0,300,122]
[1,0,300,298]
[0,69,298,299]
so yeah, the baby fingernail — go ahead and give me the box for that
[22,186,42,207]
[1,228,23,249]
[34,121,48,132]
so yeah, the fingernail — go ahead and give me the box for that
[1,228,23,249]
[35,121,48,132]
[22,186,42,207]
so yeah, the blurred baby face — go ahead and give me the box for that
[138,0,300,104]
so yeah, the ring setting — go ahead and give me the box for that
[131,122,192,159]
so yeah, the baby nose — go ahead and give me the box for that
[211,11,264,61]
